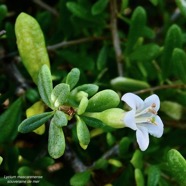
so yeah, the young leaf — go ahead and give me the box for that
[135,169,145,186]
[167,149,186,186]
[71,84,99,97]
[111,77,150,92]
[0,156,3,165]
[15,13,50,84]
[70,171,91,186]
[91,0,109,15]
[66,68,80,90]
[38,64,53,108]
[76,116,90,150]
[130,150,143,169]
[86,90,120,112]
[51,83,70,108]
[172,48,186,83]
[119,137,131,155]
[52,110,67,127]
[48,121,65,159]
[77,97,88,115]
[161,24,182,80]
[0,98,22,143]
[18,112,53,133]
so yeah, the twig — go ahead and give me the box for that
[47,36,107,51]
[64,142,87,172]
[32,0,59,17]
[110,0,124,76]
[133,84,186,94]
[164,120,186,130]
[101,144,119,159]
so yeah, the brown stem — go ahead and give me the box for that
[110,0,124,76]
[133,84,186,94]
[64,142,87,172]
[32,0,59,17]
[164,120,186,130]
[47,36,107,51]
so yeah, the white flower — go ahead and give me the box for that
[121,93,164,151]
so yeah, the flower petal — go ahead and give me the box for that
[136,126,149,151]
[137,116,164,138]
[144,94,160,112]
[121,93,144,111]
[124,110,137,130]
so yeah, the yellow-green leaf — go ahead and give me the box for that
[15,12,50,84]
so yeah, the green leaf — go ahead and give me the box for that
[135,169,145,186]
[51,83,70,108]
[106,132,116,146]
[167,149,186,186]
[161,24,182,80]
[125,6,147,54]
[147,166,160,186]
[160,101,183,120]
[70,171,91,186]
[149,0,159,6]
[111,77,150,92]
[97,45,108,70]
[93,158,108,170]
[60,50,95,70]
[18,166,33,176]
[130,150,143,169]
[129,44,160,61]
[52,110,68,127]
[48,121,65,159]
[66,2,88,20]
[76,116,90,150]
[119,137,131,156]
[176,0,186,17]
[108,159,123,168]
[86,90,120,112]
[91,0,109,15]
[15,12,50,84]
[6,147,19,175]
[34,157,55,169]
[81,116,108,129]
[0,156,3,165]
[71,84,99,97]
[66,68,80,90]
[77,97,88,115]
[38,64,53,108]
[172,48,186,83]
[0,98,22,143]
[18,112,53,133]
[0,5,8,23]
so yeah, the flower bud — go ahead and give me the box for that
[84,108,126,128]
